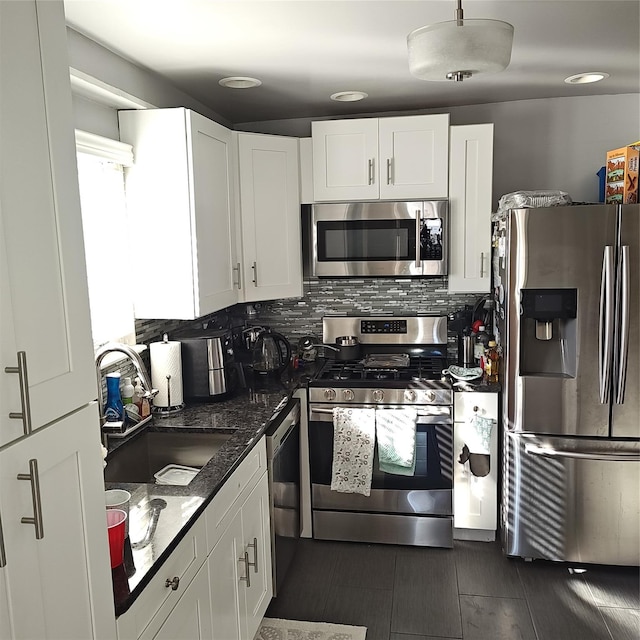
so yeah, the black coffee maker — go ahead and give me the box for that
[448,306,474,366]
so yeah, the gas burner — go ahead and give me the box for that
[332,372,352,381]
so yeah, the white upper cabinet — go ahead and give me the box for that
[312,114,449,202]
[378,115,450,200]
[447,124,494,293]
[312,118,379,201]
[0,0,97,444]
[118,108,238,320]
[237,133,303,302]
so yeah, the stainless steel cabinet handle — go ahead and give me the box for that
[239,551,251,587]
[615,245,630,404]
[415,211,422,268]
[386,158,392,185]
[251,261,258,287]
[599,247,614,404]
[368,159,374,185]
[233,262,242,290]
[165,576,180,591]
[247,537,258,573]
[17,459,44,539]
[0,513,6,567]
[480,252,485,278]
[4,351,32,436]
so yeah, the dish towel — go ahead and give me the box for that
[376,408,418,476]
[331,407,376,496]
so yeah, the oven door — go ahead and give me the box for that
[311,201,424,277]
[308,404,453,516]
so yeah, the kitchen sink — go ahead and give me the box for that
[104,430,235,484]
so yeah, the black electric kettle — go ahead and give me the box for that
[246,327,291,375]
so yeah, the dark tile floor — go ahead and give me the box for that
[266,538,640,640]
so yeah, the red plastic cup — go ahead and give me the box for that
[106,509,127,568]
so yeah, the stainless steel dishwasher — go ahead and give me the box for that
[265,398,301,596]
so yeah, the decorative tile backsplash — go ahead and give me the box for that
[135,277,484,359]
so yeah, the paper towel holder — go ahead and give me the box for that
[151,334,186,416]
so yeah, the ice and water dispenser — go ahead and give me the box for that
[519,289,578,377]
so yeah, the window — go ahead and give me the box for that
[75,130,135,348]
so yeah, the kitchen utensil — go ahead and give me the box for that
[249,328,292,375]
[106,509,127,568]
[105,489,131,536]
[362,353,410,368]
[300,335,361,361]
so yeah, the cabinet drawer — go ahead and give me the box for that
[206,437,266,551]
[116,516,207,640]
[454,392,498,422]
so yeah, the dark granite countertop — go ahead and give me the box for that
[105,368,314,616]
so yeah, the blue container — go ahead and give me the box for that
[104,373,124,422]
[597,166,606,203]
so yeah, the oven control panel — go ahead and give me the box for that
[360,319,407,334]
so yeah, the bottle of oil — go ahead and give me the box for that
[484,341,500,383]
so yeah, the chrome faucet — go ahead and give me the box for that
[95,343,158,432]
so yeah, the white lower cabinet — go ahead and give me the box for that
[117,437,272,640]
[453,392,499,538]
[146,563,213,640]
[209,472,272,640]
[0,404,116,640]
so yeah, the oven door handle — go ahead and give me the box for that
[309,406,451,418]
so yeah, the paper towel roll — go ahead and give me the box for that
[150,340,184,408]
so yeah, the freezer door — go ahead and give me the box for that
[505,206,618,437]
[502,432,640,565]
[612,205,639,438]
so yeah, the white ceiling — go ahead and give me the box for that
[63,0,640,124]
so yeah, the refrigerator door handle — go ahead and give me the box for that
[524,442,640,462]
[599,246,615,404]
[615,245,630,404]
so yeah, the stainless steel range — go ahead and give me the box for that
[307,316,454,548]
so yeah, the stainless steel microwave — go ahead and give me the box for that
[310,201,448,277]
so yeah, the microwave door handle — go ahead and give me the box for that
[415,210,422,269]
[599,246,614,404]
[615,244,630,404]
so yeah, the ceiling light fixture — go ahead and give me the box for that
[219,76,262,89]
[330,91,368,102]
[407,0,514,82]
[564,72,609,85]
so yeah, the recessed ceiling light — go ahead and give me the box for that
[219,76,262,89]
[564,72,609,85]
[330,91,369,102]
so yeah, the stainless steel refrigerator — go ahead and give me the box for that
[494,204,639,565]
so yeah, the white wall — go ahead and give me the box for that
[66,28,231,138]
[236,94,640,206]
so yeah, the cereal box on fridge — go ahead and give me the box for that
[606,145,639,204]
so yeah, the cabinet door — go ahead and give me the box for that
[188,111,239,316]
[312,119,379,201]
[0,403,116,639]
[119,108,238,320]
[147,563,213,640]
[453,393,498,533]
[448,124,494,293]
[209,511,243,640]
[237,134,302,302]
[240,473,273,640]
[0,0,97,444]
[379,114,450,200]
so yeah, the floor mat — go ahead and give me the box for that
[255,617,367,640]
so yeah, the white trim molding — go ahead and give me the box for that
[75,129,134,166]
